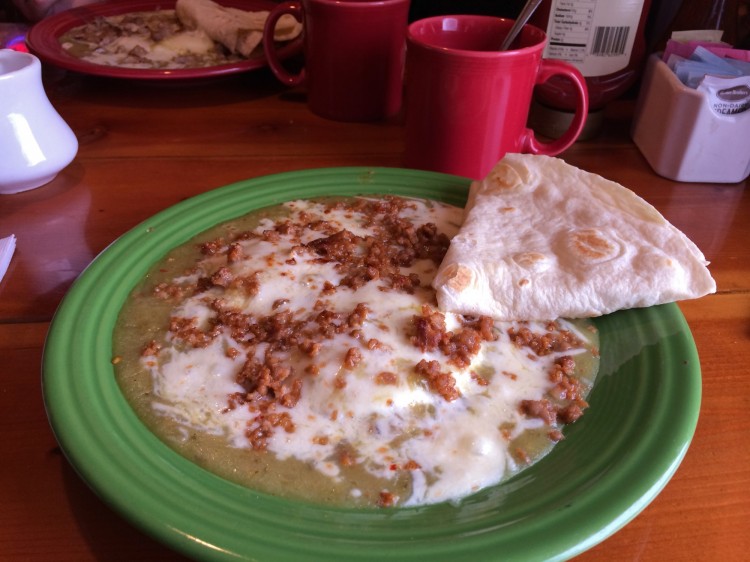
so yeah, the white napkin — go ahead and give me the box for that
[0,235,16,283]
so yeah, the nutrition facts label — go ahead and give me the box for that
[542,0,644,77]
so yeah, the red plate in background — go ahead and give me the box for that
[26,0,300,81]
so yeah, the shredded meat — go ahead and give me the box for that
[236,351,302,410]
[375,371,398,385]
[200,238,225,255]
[169,316,216,348]
[519,355,589,430]
[344,347,363,369]
[305,229,362,262]
[508,323,583,356]
[549,356,582,400]
[520,398,558,425]
[246,408,295,451]
[414,359,460,402]
[347,303,370,326]
[410,305,446,352]
[227,243,244,263]
[440,328,482,369]
[410,305,496,369]
[558,401,587,424]
[210,267,234,287]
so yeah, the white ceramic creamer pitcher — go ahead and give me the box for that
[0,49,78,194]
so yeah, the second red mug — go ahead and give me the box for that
[263,0,410,122]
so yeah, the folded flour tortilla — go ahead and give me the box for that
[176,0,302,58]
[433,153,716,321]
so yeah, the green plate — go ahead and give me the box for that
[43,167,701,561]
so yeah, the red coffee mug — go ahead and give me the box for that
[263,0,410,122]
[404,15,589,179]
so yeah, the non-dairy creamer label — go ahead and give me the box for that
[699,75,750,115]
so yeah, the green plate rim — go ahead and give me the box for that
[42,167,701,561]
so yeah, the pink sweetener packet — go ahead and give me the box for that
[662,39,732,62]
[710,47,750,63]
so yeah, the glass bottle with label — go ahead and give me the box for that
[530,0,652,135]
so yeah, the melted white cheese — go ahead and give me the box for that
[144,198,588,506]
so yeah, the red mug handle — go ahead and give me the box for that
[262,1,305,86]
[522,60,589,156]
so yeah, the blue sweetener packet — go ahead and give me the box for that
[725,57,750,75]
[690,46,745,75]
[674,59,739,88]
[671,46,745,87]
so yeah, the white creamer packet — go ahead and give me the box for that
[698,75,750,115]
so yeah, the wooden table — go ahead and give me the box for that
[1,65,748,561]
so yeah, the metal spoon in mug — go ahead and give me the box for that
[499,0,544,51]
